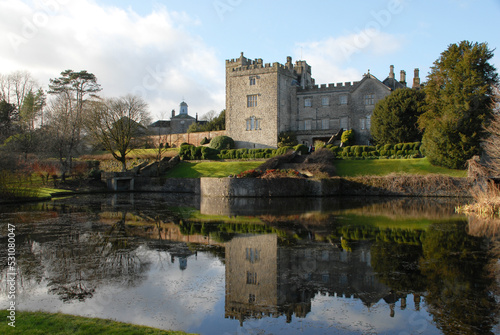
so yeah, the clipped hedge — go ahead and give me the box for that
[180,142,424,161]
[329,142,422,159]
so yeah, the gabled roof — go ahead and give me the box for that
[172,113,195,120]
[350,72,393,93]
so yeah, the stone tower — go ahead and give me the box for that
[225,53,307,148]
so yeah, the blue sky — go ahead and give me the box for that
[1,0,499,120]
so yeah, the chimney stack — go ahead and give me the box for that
[171,109,175,118]
[412,68,421,89]
[400,70,407,87]
[389,65,395,79]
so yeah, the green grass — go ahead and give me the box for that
[0,311,195,335]
[334,157,467,177]
[164,161,263,178]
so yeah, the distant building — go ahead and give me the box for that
[149,100,203,135]
[225,52,421,148]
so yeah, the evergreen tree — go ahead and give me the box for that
[419,41,498,169]
[371,88,426,144]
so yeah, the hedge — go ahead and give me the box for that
[179,142,423,161]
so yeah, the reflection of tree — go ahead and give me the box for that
[420,220,497,335]
[31,211,150,302]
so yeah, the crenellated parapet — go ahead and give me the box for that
[297,81,361,92]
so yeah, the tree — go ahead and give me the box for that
[371,88,426,144]
[187,109,225,133]
[85,95,150,172]
[0,100,18,142]
[419,41,499,169]
[46,70,102,179]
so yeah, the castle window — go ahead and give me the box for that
[360,118,366,130]
[364,94,375,105]
[340,95,348,105]
[247,95,258,107]
[246,116,261,131]
[304,98,312,107]
[322,97,329,106]
[250,77,256,86]
[248,294,256,303]
[322,119,329,130]
[246,248,260,263]
[304,120,312,131]
[247,272,258,285]
[366,115,371,130]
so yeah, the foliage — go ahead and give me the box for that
[371,88,426,144]
[0,99,18,142]
[200,137,210,145]
[419,41,499,169]
[329,142,422,159]
[46,69,102,179]
[188,109,225,132]
[341,129,354,146]
[275,146,293,155]
[278,131,298,147]
[294,144,309,155]
[209,135,234,150]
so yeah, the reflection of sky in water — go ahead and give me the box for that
[1,244,439,335]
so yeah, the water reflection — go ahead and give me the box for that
[0,194,498,335]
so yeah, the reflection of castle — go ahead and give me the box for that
[225,234,421,325]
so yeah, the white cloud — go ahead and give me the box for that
[0,0,225,120]
[295,30,404,84]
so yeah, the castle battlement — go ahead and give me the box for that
[297,81,361,92]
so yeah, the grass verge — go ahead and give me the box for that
[164,161,263,178]
[334,158,467,177]
[0,311,194,335]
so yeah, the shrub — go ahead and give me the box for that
[294,144,308,155]
[341,129,354,146]
[209,135,235,150]
[276,146,293,156]
[278,131,298,147]
[179,144,195,160]
[200,137,210,145]
[201,146,219,160]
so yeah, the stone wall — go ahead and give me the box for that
[199,176,472,198]
[146,130,226,148]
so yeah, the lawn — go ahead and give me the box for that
[0,311,194,335]
[334,158,467,177]
[164,161,263,178]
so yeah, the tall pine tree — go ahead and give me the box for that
[419,41,498,169]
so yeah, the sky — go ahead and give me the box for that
[1,0,499,121]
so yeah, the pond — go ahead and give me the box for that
[0,193,499,335]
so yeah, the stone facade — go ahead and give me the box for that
[226,53,420,148]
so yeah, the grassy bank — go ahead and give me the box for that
[164,161,263,178]
[334,158,467,177]
[163,158,465,178]
[0,311,194,335]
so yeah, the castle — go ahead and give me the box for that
[225,52,421,148]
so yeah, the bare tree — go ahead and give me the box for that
[44,95,81,180]
[85,95,150,172]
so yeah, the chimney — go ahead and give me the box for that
[400,70,407,87]
[196,113,198,122]
[171,109,175,118]
[413,68,421,89]
[389,65,395,79]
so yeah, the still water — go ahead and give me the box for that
[0,194,499,335]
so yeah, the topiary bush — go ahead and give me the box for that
[209,135,235,150]
[294,144,309,155]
